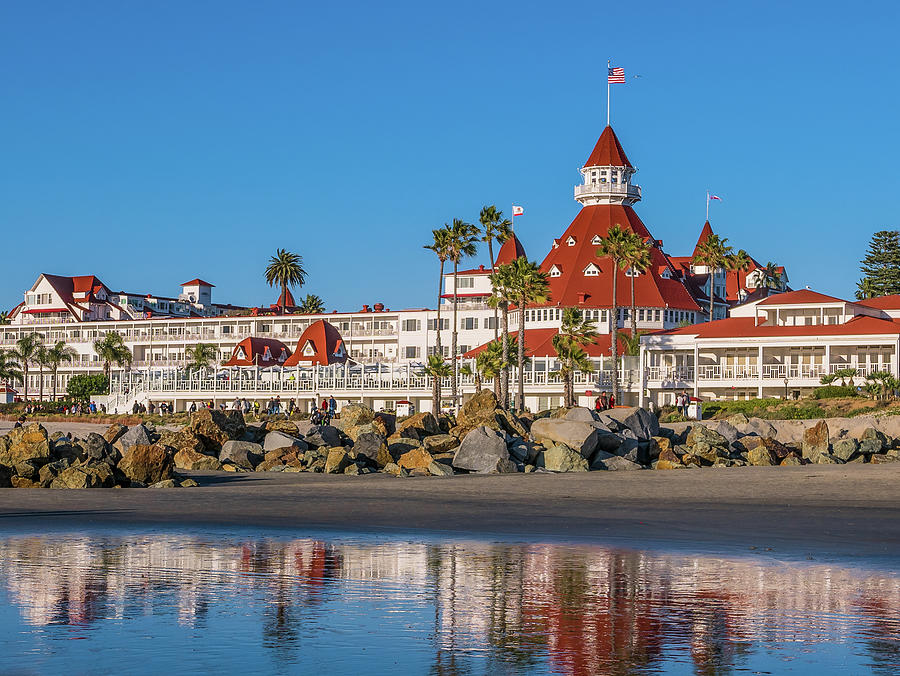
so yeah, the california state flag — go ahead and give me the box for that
[512,205,524,216]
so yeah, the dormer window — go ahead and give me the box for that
[660,269,672,279]
[583,263,601,277]
[591,235,602,245]
[263,346,272,361]
[624,267,640,278]
[552,239,560,249]
[566,236,576,246]
[549,264,562,278]
[302,341,317,357]
[236,347,247,360]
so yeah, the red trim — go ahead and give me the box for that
[23,308,70,314]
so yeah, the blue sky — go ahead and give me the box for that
[1,1,898,313]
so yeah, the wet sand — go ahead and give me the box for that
[1,463,898,565]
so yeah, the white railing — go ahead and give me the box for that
[828,363,891,377]
[574,183,641,199]
[646,366,695,382]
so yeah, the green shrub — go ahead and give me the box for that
[66,374,109,401]
[811,385,858,399]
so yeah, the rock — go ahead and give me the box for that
[118,443,175,485]
[708,421,740,445]
[340,403,375,429]
[50,437,80,462]
[11,476,39,488]
[655,446,682,470]
[149,479,178,488]
[681,453,702,467]
[747,446,777,466]
[0,424,51,467]
[383,462,408,477]
[648,436,670,460]
[157,428,208,456]
[180,478,199,487]
[397,446,434,471]
[725,413,749,425]
[529,418,599,459]
[452,426,512,473]
[858,438,883,455]
[686,425,729,449]
[263,431,307,453]
[428,460,454,476]
[588,449,615,470]
[174,447,223,471]
[189,409,246,453]
[113,424,152,454]
[739,418,778,439]
[304,425,341,448]
[325,448,353,474]
[38,459,70,486]
[564,407,600,423]
[343,464,362,475]
[103,423,128,445]
[780,454,803,466]
[599,456,643,471]
[396,412,441,439]
[388,438,423,459]
[539,444,589,472]
[598,406,659,441]
[814,453,842,464]
[689,442,721,465]
[861,427,887,450]
[831,438,859,462]
[263,420,300,436]
[219,440,263,469]
[423,434,460,454]
[50,467,102,489]
[81,460,118,488]
[801,420,830,461]
[82,433,118,464]
[14,460,41,481]
[507,439,540,464]
[353,432,392,468]
[870,453,897,464]
[373,412,396,437]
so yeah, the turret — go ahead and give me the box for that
[574,126,641,206]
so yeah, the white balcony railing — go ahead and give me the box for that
[574,183,642,199]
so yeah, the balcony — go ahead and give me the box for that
[574,183,641,201]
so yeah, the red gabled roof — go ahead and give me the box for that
[283,320,348,367]
[495,233,527,266]
[181,279,215,287]
[463,329,629,359]
[656,315,900,339]
[223,337,291,367]
[537,204,700,311]
[584,126,632,168]
[857,295,900,310]
[757,289,847,306]
[276,288,296,308]
[691,221,715,258]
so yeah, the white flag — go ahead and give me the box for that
[512,205,524,216]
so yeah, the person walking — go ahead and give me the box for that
[328,395,337,418]
[608,392,616,409]
[594,395,602,412]
[600,392,609,411]
[680,391,690,418]
[189,401,197,413]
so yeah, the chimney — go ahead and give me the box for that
[373,302,385,312]
[361,304,370,313]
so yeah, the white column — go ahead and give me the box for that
[824,344,831,378]
[757,345,764,398]
[692,344,699,398]
[639,344,647,408]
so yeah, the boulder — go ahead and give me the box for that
[157,428,208,456]
[708,421,740,445]
[428,461,454,477]
[0,424,51,467]
[383,462,407,477]
[14,459,41,481]
[51,467,102,489]
[455,390,529,438]
[388,438,422,458]
[149,479,179,488]
[353,433,392,468]
[858,438,883,456]
[396,412,441,439]
[423,434,460,454]
[373,412,396,437]
[861,427,887,450]
[397,447,435,471]
[263,431,307,453]
[10,476,38,488]
[82,433,119,464]
[113,424,152,454]
[38,459,70,486]
[747,446,777,466]
[725,413,749,425]
[564,407,600,423]
[598,406,659,441]
[681,453,702,467]
[529,418,599,459]
[339,403,375,429]
[103,423,128,445]
[686,425,729,449]
[174,447,223,471]
[81,460,118,488]
[738,418,777,439]
[870,453,898,464]
[118,443,175,485]
[814,453,842,464]
[648,436,670,460]
[801,420,829,461]
[263,420,300,436]
[189,409,246,452]
[655,446,682,470]
[219,441,263,469]
[780,454,803,466]
[507,439,540,464]
[831,438,859,462]
[452,426,512,473]
[180,478,200,487]
[598,455,643,471]
[304,425,341,448]
[539,444,589,472]
[325,448,353,474]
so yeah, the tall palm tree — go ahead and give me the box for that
[10,333,43,401]
[424,227,454,357]
[459,363,480,392]
[297,294,326,314]
[265,249,307,315]
[93,331,133,382]
[488,262,516,409]
[596,224,632,404]
[506,257,550,411]
[479,205,512,339]
[0,350,23,387]
[423,353,452,417]
[760,261,782,290]
[552,308,598,407]
[0,311,10,325]
[618,331,643,357]
[446,218,479,411]
[186,343,218,372]
[727,249,752,303]
[44,340,77,401]
[475,339,504,399]
[693,233,733,321]
[624,235,652,338]
[856,277,878,301]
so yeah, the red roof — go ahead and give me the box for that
[537,204,700,311]
[857,295,900,310]
[691,221,714,258]
[181,279,215,287]
[495,233,527,266]
[463,329,629,359]
[283,320,348,367]
[757,289,847,306]
[22,308,70,314]
[584,126,632,168]
[656,315,900,339]
[276,288,296,308]
[223,337,291,367]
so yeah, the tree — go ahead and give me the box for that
[692,233,733,321]
[93,332,133,382]
[488,263,516,409]
[506,257,550,411]
[10,333,43,401]
[617,331,644,357]
[759,262,783,290]
[446,218,479,411]
[66,373,109,402]
[857,230,900,298]
[44,340,77,400]
[0,350,22,386]
[475,339,503,399]
[298,294,326,314]
[819,373,837,385]
[624,234,652,337]
[727,249,752,302]
[866,370,898,400]
[186,343,218,372]
[33,344,50,401]
[596,224,632,405]
[459,363,481,392]
[552,308,598,407]
[265,249,307,315]
[424,227,453,357]
[479,205,512,339]
[423,353,452,417]
[856,277,878,301]
[0,311,9,325]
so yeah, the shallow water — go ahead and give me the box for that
[0,529,897,675]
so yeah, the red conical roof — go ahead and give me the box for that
[276,288,296,308]
[692,221,714,258]
[495,233,527,266]
[283,320,348,367]
[584,126,632,168]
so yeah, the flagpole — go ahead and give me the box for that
[511,203,515,233]
[606,59,611,126]
[706,191,709,221]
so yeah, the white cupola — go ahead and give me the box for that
[574,126,641,207]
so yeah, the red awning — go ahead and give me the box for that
[23,308,70,314]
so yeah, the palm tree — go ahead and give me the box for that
[298,294,326,314]
[693,233,734,321]
[759,261,782,291]
[446,218,479,411]
[488,263,517,409]
[186,343,218,372]
[43,340,77,401]
[506,257,551,411]
[618,331,643,357]
[479,205,513,339]
[596,224,632,405]
[424,227,454,357]
[552,308,598,407]
[459,363,481,392]
[856,277,878,301]
[10,333,43,401]
[727,249,752,302]
[0,350,23,387]
[475,339,503,399]
[423,353,452,417]
[265,249,307,315]
[0,311,10,325]
[93,331,133,382]
[33,344,51,401]
[624,234,652,337]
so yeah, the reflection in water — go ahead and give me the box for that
[0,531,897,674]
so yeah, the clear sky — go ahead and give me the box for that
[1,1,897,313]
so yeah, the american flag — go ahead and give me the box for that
[608,67,625,84]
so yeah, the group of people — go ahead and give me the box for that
[63,401,106,415]
[131,401,173,415]
[674,391,692,418]
[593,392,616,411]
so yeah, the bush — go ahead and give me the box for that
[66,374,109,401]
[811,385,858,400]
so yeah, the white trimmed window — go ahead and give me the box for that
[457,277,475,289]
[549,264,562,278]
[461,317,478,330]
[591,235,602,245]
[583,263,601,277]
[402,319,421,331]
[566,236,577,246]
[404,346,420,359]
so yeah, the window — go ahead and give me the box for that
[566,236,576,246]
[461,317,478,330]
[591,235,602,245]
[221,325,232,334]
[624,267,640,277]
[457,277,475,289]
[485,316,498,330]
[427,318,449,331]
[402,319,420,331]
[428,346,450,357]
[259,324,270,333]
[404,346,420,359]
[549,265,562,277]
[458,345,470,355]
[638,310,645,321]
[654,310,661,322]
[583,263,600,276]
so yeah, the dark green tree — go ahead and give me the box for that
[66,374,109,401]
[857,230,900,299]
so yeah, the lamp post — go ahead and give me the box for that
[783,377,789,400]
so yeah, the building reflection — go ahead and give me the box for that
[0,535,897,674]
